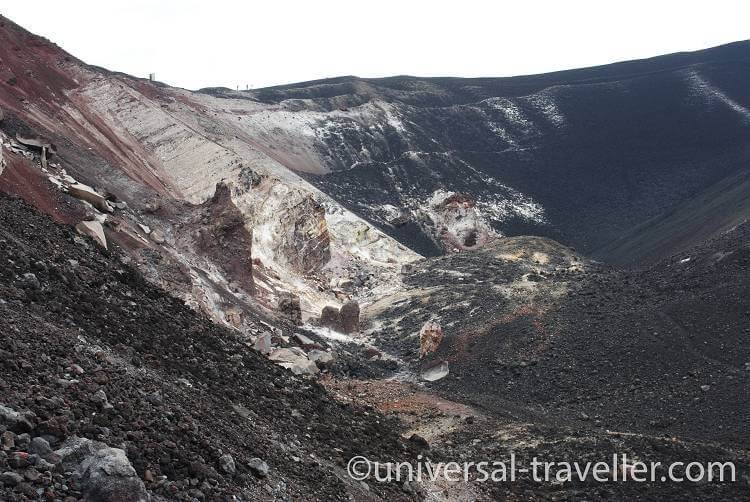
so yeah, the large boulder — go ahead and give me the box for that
[319,301,360,334]
[421,361,449,382]
[320,305,340,329]
[0,404,34,433]
[339,301,360,334]
[268,348,319,376]
[55,437,148,502]
[68,183,114,213]
[419,320,443,358]
[75,220,108,249]
[422,190,493,252]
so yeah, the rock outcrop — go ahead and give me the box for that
[253,184,331,274]
[422,191,494,253]
[193,182,254,293]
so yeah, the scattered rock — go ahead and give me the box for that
[22,466,40,482]
[278,293,302,325]
[225,308,243,327]
[8,452,30,469]
[407,434,430,451]
[219,453,236,475]
[269,348,319,376]
[28,437,52,456]
[293,333,316,347]
[68,183,114,213]
[149,229,166,244]
[143,200,161,213]
[0,404,33,433]
[91,389,113,410]
[1,431,15,450]
[20,272,40,290]
[320,305,340,330]
[0,471,23,486]
[15,433,30,450]
[247,457,269,477]
[320,301,360,334]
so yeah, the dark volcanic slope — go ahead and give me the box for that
[372,223,750,447]
[238,42,750,263]
[0,193,414,501]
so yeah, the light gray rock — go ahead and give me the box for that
[293,333,316,347]
[75,220,108,249]
[219,453,236,475]
[55,437,148,502]
[247,457,269,477]
[269,349,319,376]
[28,437,52,456]
[150,229,166,244]
[421,361,449,382]
[253,332,273,355]
[0,404,33,433]
[0,471,23,486]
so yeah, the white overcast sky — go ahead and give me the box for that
[1,0,748,90]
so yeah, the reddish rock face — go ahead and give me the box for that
[193,182,254,293]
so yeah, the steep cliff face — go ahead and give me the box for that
[0,15,419,329]
[237,44,750,263]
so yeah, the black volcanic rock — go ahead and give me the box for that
[0,193,413,501]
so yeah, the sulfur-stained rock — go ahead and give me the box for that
[225,308,242,327]
[419,320,443,358]
[253,184,331,274]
